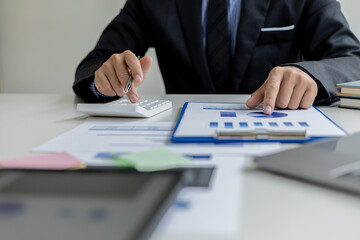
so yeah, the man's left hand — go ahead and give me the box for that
[246,66,318,114]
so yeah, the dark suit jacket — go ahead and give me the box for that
[74,0,360,103]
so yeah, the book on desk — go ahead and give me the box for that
[336,80,360,109]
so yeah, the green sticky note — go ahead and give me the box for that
[110,154,134,168]
[112,147,192,172]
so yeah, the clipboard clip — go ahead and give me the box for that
[215,128,308,140]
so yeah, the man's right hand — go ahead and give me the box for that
[94,50,152,103]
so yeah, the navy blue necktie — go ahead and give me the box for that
[206,0,231,92]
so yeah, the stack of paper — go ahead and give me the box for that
[33,121,282,238]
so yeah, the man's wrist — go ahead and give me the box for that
[90,80,115,98]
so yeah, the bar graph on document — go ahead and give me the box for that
[203,108,313,133]
[209,120,310,130]
[172,102,346,140]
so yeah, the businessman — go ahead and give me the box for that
[73,0,360,114]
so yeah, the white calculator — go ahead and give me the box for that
[77,99,172,118]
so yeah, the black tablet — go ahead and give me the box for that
[0,170,185,240]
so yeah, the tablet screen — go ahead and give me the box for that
[0,171,182,240]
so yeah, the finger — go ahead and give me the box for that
[123,51,144,87]
[109,54,132,93]
[137,56,153,87]
[263,69,282,114]
[287,85,307,110]
[127,56,152,102]
[94,70,116,96]
[127,84,139,103]
[299,87,317,109]
[275,77,295,109]
[103,63,125,97]
[246,85,265,108]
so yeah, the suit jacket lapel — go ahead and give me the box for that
[176,0,216,93]
[231,0,271,93]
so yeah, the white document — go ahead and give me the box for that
[34,121,281,166]
[173,102,346,139]
[152,156,245,239]
[34,122,173,166]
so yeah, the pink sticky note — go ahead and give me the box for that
[0,152,84,170]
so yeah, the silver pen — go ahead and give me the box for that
[125,56,141,93]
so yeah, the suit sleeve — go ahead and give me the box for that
[73,0,151,102]
[291,0,360,104]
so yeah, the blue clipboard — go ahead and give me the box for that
[170,102,347,144]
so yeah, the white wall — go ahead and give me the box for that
[340,0,360,40]
[0,0,164,94]
[0,0,359,94]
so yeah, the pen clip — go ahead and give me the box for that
[215,128,308,140]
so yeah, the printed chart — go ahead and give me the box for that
[172,102,346,143]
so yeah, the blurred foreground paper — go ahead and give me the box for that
[0,152,85,170]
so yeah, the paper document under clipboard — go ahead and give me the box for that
[171,102,346,143]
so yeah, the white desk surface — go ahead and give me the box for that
[0,93,359,240]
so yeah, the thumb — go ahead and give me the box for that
[246,86,265,109]
[130,56,152,88]
[127,56,152,103]
[136,56,152,86]
[127,84,139,103]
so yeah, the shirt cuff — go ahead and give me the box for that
[89,80,115,98]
